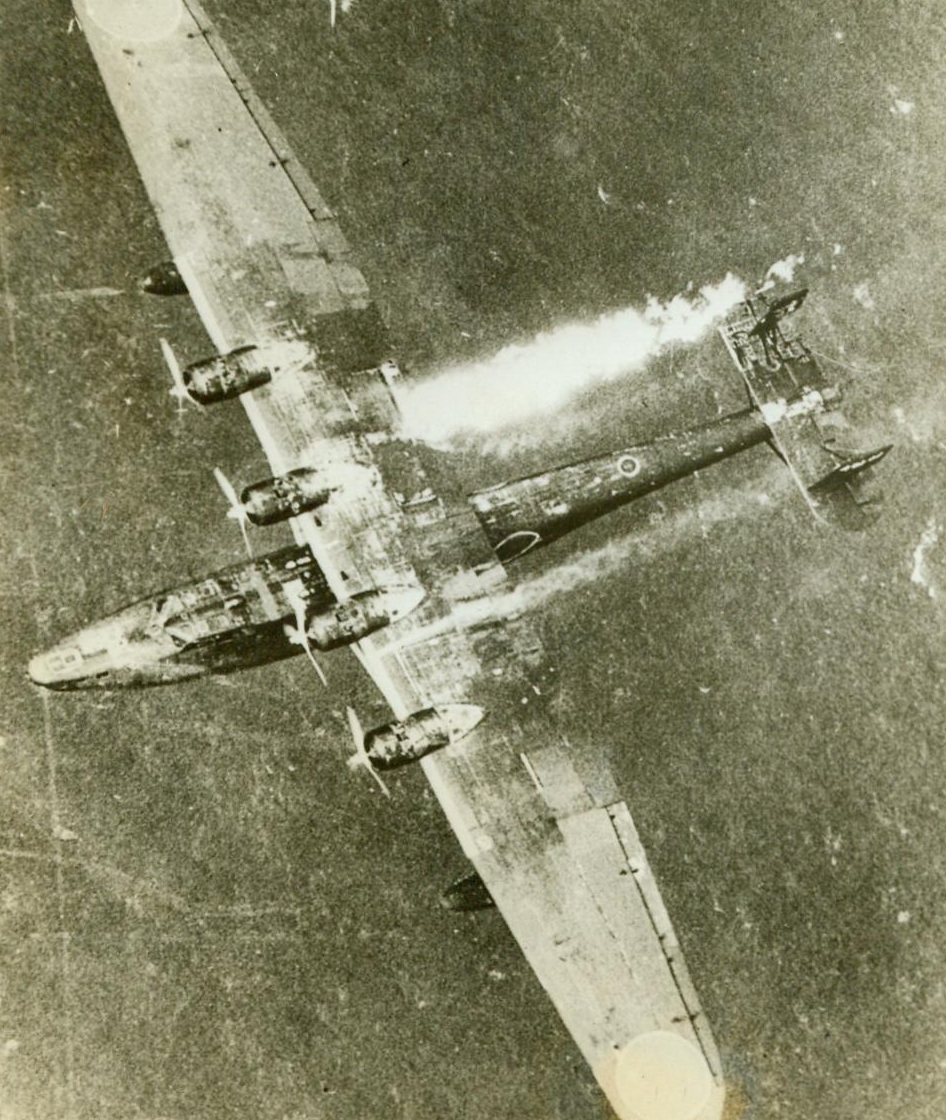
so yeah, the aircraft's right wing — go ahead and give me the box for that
[423,717,727,1120]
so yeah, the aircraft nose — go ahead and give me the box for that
[27,651,54,687]
[27,647,83,689]
[27,631,116,690]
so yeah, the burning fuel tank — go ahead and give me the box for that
[364,704,485,770]
[304,586,425,651]
[241,468,333,526]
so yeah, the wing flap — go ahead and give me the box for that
[608,803,724,1080]
[525,744,595,817]
[557,808,690,1024]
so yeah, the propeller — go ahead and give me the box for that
[213,467,254,559]
[345,706,390,797]
[159,337,192,413]
[288,596,328,687]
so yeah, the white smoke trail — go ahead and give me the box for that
[390,471,784,652]
[761,252,805,289]
[509,473,781,613]
[397,274,747,445]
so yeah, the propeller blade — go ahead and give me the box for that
[237,517,253,560]
[160,337,190,412]
[213,468,253,558]
[294,600,328,687]
[345,706,390,797]
[346,705,364,753]
[304,641,328,686]
[213,466,241,511]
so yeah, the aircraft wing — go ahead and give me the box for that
[407,625,727,1120]
[72,3,725,1117]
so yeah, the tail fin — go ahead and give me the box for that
[719,288,891,530]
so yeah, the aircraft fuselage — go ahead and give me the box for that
[31,404,773,690]
[470,406,770,562]
[28,545,330,690]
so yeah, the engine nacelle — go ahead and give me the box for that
[241,468,333,526]
[364,704,485,770]
[141,260,188,296]
[183,345,271,404]
[304,586,425,651]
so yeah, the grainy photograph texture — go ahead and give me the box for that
[1,2,944,1120]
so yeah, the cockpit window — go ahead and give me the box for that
[163,594,251,649]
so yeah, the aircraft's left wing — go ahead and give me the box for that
[71,5,726,1117]
[74,0,371,341]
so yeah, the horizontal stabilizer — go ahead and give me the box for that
[747,287,809,337]
[720,287,828,407]
[720,289,891,529]
[809,444,893,530]
[763,412,892,530]
[810,444,893,487]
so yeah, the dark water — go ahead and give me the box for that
[2,1,946,1118]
